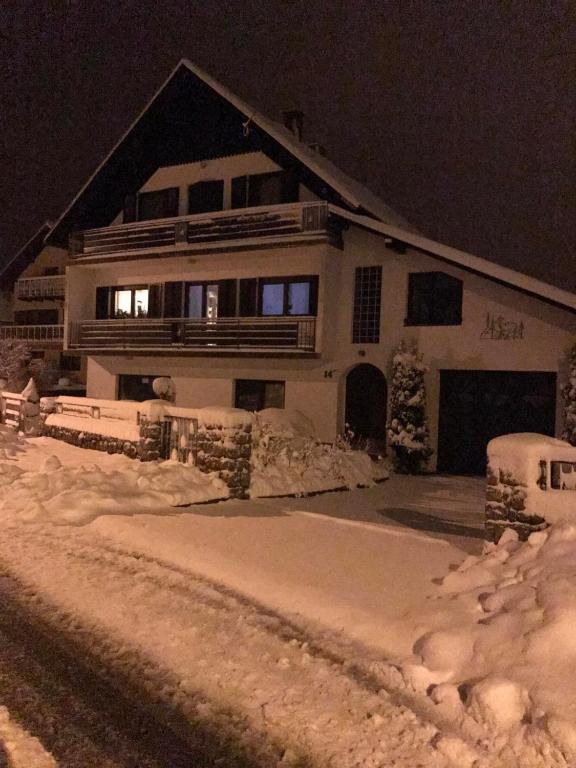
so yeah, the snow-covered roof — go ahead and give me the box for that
[331,206,576,313]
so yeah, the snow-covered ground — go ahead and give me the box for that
[0,427,573,766]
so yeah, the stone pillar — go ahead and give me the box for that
[138,415,164,462]
[485,463,546,543]
[196,420,252,499]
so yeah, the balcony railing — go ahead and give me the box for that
[69,202,336,260]
[15,275,66,300]
[68,317,316,354]
[0,324,64,344]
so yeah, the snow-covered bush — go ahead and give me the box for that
[0,340,32,391]
[562,343,576,446]
[250,408,378,497]
[387,341,432,474]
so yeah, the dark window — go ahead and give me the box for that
[258,276,318,316]
[235,380,285,411]
[60,354,81,372]
[118,374,162,402]
[231,171,299,208]
[188,180,224,214]
[42,266,59,276]
[137,187,179,221]
[352,266,382,343]
[406,272,463,326]
[14,309,59,325]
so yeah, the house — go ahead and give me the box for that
[0,223,85,393]
[43,59,575,475]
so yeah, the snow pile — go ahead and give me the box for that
[396,523,576,762]
[0,425,27,460]
[0,454,228,525]
[250,408,381,497]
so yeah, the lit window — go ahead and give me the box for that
[262,284,285,316]
[112,287,149,318]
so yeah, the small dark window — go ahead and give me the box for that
[118,374,163,402]
[14,309,59,325]
[188,180,224,214]
[352,266,382,343]
[406,272,462,326]
[42,266,59,276]
[60,354,81,372]
[231,171,299,208]
[235,380,285,411]
[137,187,179,221]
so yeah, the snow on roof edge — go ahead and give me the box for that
[331,205,576,313]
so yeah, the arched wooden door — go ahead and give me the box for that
[344,364,387,452]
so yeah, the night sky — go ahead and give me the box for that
[0,1,573,289]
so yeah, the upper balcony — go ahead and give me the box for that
[69,201,339,262]
[15,275,66,301]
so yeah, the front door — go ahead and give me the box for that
[344,364,387,452]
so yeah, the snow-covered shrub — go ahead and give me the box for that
[250,408,378,496]
[0,340,32,391]
[562,343,576,446]
[387,341,432,474]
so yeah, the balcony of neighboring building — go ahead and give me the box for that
[15,274,66,301]
[0,323,64,346]
[68,201,340,263]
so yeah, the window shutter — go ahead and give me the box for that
[147,284,162,318]
[218,280,237,317]
[308,276,319,316]
[95,287,110,319]
[163,282,184,318]
[231,176,247,209]
[123,194,137,223]
[239,278,258,316]
[281,171,299,203]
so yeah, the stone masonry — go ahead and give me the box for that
[485,463,547,543]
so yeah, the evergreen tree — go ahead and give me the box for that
[387,340,432,473]
[562,343,576,446]
[0,340,32,390]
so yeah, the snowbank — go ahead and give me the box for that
[250,408,382,497]
[0,453,228,525]
[394,523,576,762]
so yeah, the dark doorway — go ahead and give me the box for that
[344,364,387,451]
[118,374,162,401]
[438,370,557,476]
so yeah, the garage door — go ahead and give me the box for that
[437,371,556,475]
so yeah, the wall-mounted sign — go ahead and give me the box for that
[480,313,525,340]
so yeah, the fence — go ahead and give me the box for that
[0,391,26,430]
[160,416,198,464]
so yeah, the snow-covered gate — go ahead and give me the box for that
[159,416,198,464]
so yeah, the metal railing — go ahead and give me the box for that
[15,275,65,300]
[68,316,316,352]
[0,324,64,344]
[70,202,331,258]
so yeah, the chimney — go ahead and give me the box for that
[282,109,304,142]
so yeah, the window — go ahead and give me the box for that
[14,309,59,325]
[118,374,162,402]
[60,354,81,372]
[112,287,149,318]
[42,266,60,276]
[137,187,179,221]
[406,272,463,326]
[352,266,382,343]
[185,281,236,319]
[235,380,285,411]
[188,180,224,214]
[259,276,318,316]
[231,171,299,208]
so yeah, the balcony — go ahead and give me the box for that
[15,275,66,300]
[69,202,338,261]
[0,324,64,345]
[68,316,316,356]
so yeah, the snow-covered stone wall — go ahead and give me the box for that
[485,433,576,542]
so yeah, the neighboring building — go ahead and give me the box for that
[0,223,85,394]
[43,59,575,474]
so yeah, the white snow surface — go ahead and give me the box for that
[0,707,56,768]
[0,427,573,764]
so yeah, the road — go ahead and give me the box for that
[0,569,267,768]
